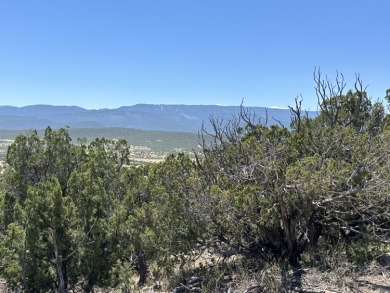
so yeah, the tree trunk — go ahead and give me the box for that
[22,222,28,290]
[136,250,147,286]
[276,190,299,264]
[52,230,67,293]
[85,271,98,293]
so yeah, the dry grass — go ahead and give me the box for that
[0,261,388,293]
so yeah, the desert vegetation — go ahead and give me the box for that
[0,72,389,292]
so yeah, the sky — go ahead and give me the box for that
[0,0,389,110]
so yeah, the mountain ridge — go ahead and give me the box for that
[0,104,317,133]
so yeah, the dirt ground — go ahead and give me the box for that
[0,260,388,292]
[299,263,389,293]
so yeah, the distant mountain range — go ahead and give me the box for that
[0,104,318,133]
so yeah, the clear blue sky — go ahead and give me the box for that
[0,0,389,110]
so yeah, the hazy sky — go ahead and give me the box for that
[0,1,389,110]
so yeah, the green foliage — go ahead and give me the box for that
[0,73,389,291]
[345,225,380,265]
[194,74,390,270]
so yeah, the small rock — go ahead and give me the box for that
[377,253,390,268]
[172,286,186,293]
[186,276,203,286]
[172,276,203,293]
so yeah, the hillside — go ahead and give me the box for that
[0,128,201,163]
[0,104,318,132]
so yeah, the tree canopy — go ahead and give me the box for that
[0,72,389,292]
